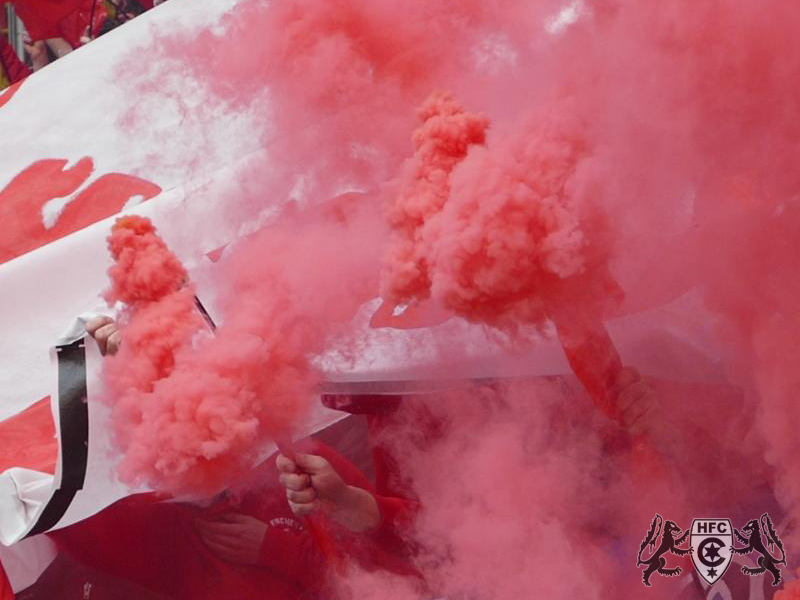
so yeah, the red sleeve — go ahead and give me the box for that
[240,444,331,592]
[373,494,419,534]
[240,439,421,582]
[52,493,310,600]
[300,440,419,535]
[257,516,327,587]
[297,441,421,577]
[11,1,60,41]
[0,40,30,84]
[255,440,358,581]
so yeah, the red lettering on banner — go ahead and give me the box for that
[0,397,56,475]
[0,158,161,265]
[0,79,24,111]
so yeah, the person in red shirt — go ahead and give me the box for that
[11,0,154,61]
[88,317,423,562]
[11,0,87,50]
[49,318,422,600]
[50,437,419,600]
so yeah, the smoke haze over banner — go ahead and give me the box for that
[100,0,800,597]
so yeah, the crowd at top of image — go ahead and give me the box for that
[1,0,167,90]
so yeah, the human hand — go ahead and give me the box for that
[23,39,44,59]
[195,512,267,565]
[85,316,122,356]
[23,39,49,70]
[277,453,347,516]
[277,453,380,533]
[613,367,659,437]
[45,38,73,59]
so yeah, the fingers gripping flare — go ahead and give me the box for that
[86,316,122,356]
[277,451,346,516]
[276,446,347,573]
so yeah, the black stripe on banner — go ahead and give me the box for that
[26,339,89,537]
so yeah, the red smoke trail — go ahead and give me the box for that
[776,579,800,600]
[381,91,489,307]
[382,96,631,424]
[111,0,800,596]
[102,215,314,496]
[104,215,254,495]
[423,104,591,329]
[102,201,383,497]
[106,215,189,305]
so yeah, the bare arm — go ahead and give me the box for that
[45,38,73,59]
[277,452,381,533]
[23,40,49,71]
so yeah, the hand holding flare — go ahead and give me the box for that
[381,93,669,469]
[276,442,367,575]
[99,214,315,497]
[276,448,380,533]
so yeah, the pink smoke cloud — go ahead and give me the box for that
[99,0,800,596]
[102,203,384,496]
[382,91,489,306]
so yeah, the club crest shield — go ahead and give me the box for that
[691,519,734,585]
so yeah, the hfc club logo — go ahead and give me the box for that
[690,519,733,584]
[637,514,786,587]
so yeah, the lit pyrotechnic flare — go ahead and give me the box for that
[102,215,316,497]
[382,93,629,429]
[102,214,347,570]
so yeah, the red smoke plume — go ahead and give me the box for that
[106,215,188,305]
[103,203,382,496]
[382,97,600,331]
[106,0,800,596]
[776,579,800,600]
[382,91,489,306]
[103,215,317,496]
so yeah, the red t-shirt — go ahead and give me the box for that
[0,39,30,85]
[11,0,107,47]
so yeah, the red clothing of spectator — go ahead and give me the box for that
[0,39,30,85]
[258,441,420,582]
[320,394,432,571]
[322,395,424,526]
[0,560,13,600]
[50,440,418,600]
[11,0,93,48]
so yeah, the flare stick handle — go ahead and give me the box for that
[554,318,623,421]
[553,318,668,476]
